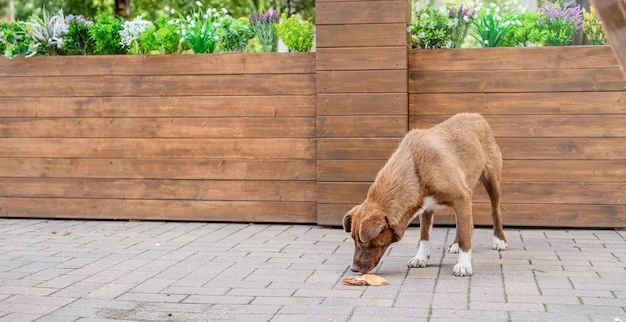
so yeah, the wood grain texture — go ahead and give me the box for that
[409,92,626,115]
[0,74,316,97]
[317,47,407,71]
[591,0,626,76]
[410,115,626,137]
[318,70,407,93]
[316,24,407,48]
[0,178,316,201]
[0,117,315,138]
[316,1,406,25]
[0,138,315,159]
[0,53,315,76]
[317,202,624,227]
[0,198,316,223]
[408,46,619,71]
[317,116,407,137]
[0,158,316,180]
[317,138,401,160]
[318,160,386,182]
[318,93,407,116]
[497,138,626,160]
[409,69,625,93]
[0,96,316,118]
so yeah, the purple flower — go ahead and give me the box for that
[540,2,583,30]
[65,14,93,27]
[447,3,475,20]
[249,10,279,24]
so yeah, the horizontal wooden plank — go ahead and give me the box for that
[317,70,407,93]
[318,159,626,183]
[0,198,316,223]
[316,1,406,24]
[317,93,407,116]
[0,96,315,118]
[0,53,315,76]
[318,181,626,204]
[316,24,407,48]
[410,115,626,137]
[0,158,316,180]
[0,178,316,202]
[0,138,315,159]
[317,138,400,160]
[409,69,625,93]
[498,138,626,160]
[316,47,407,71]
[0,74,315,97]
[408,46,619,71]
[409,92,626,115]
[317,202,624,227]
[318,160,385,181]
[317,116,407,137]
[0,117,315,138]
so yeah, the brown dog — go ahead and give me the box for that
[343,113,507,276]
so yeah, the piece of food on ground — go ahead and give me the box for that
[342,274,389,286]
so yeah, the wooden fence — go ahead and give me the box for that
[0,53,318,223]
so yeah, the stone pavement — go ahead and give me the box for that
[0,219,625,322]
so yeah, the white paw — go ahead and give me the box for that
[492,236,508,251]
[448,243,459,254]
[452,249,472,277]
[408,256,428,268]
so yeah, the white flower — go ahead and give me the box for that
[170,8,175,14]
[489,2,496,8]
[221,8,227,14]
[195,1,203,7]
[119,16,153,48]
[483,40,489,44]
[203,14,208,19]
[485,27,489,31]
[463,16,469,22]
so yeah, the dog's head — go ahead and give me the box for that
[343,203,400,273]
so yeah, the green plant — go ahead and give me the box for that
[175,4,226,54]
[28,7,67,55]
[408,5,454,49]
[501,12,547,47]
[583,7,606,45]
[120,16,153,54]
[472,3,520,48]
[249,10,279,52]
[90,13,126,55]
[275,13,312,52]
[537,2,582,46]
[218,16,254,52]
[447,4,476,48]
[63,14,94,55]
[138,17,182,54]
[0,21,39,58]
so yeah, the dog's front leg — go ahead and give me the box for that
[452,198,473,277]
[408,210,434,268]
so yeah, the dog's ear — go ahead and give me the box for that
[359,214,387,242]
[342,205,360,233]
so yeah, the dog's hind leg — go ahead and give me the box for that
[408,210,434,268]
[481,155,507,251]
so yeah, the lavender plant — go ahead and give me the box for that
[538,2,582,46]
[175,2,227,54]
[63,15,94,55]
[472,3,521,48]
[448,4,476,48]
[249,10,279,52]
[28,7,68,55]
[120,16,154,54]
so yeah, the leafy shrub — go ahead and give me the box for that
[249,10,279,52]
[408,5,454,49]
[138,17,182,54]
[276,14,313,52]
[447,4,476,48]
[63,14,94,55]
[1,22,39,58]
[219,16,254,52]
[501,12,547,47]
[583,7,606,45]
[175,4,226,54]
[120,16,153,54]
[28,7,68,55]
[472,3,520,48]
[537,2,582,46]
[90,14,126,55]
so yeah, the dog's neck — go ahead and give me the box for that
[365,143,424,240]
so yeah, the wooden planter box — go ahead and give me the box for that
[0,53,318,223]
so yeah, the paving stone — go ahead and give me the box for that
[183,295,253,304]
